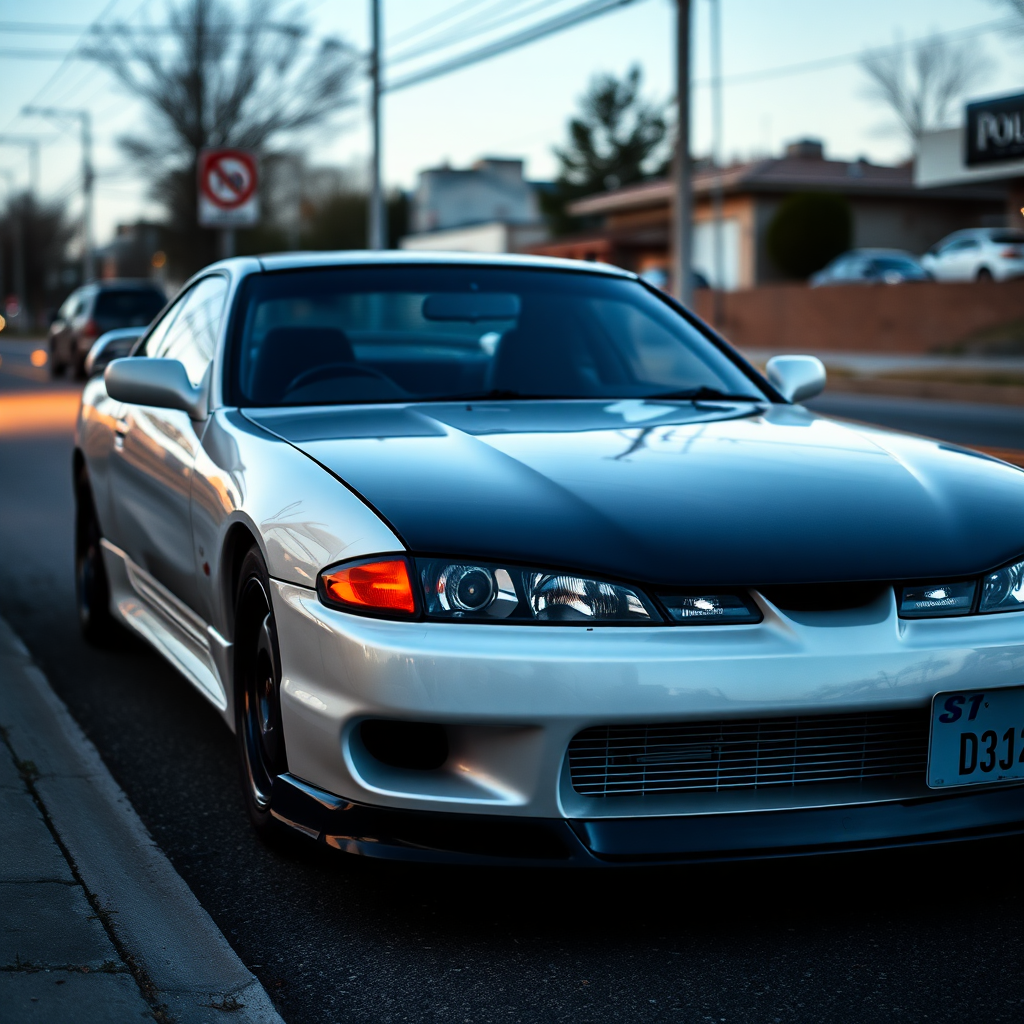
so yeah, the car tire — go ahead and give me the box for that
[74,468,119,645]
[977,267,994,282]
[49,345,67,379]
[234,546,289,844]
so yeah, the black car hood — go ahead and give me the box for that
[245,400,1024,586]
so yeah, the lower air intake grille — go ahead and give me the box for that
[568,709,929,797]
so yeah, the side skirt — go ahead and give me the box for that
[101,539,230,712]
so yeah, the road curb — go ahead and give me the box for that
[0,614,285,1024]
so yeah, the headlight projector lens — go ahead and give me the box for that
[445,565,496,612]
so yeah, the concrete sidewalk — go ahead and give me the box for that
[0,615,284,1023]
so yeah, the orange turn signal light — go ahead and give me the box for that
[321,559,416,615]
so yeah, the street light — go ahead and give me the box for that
[21,107,93,284]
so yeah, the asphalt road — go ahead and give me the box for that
[1,337,1022,1024]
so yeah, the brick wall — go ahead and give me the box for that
[693,279,1024,352]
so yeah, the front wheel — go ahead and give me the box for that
[234,548,289,843]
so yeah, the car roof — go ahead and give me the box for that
[251,250,635,278]
[91,279,166,290]
[846,248,920,258]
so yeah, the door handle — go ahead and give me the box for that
[114,418,128,449]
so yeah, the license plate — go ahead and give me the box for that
[928,687,1024,788]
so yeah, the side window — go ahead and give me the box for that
[158,276,229,386]
[58,292,81,321]
[139,298,183,357]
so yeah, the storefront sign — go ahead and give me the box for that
[966,92,1024,166]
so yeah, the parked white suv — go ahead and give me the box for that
[922,228,1024,282]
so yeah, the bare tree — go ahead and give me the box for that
[93,0,360,275]
[860,34,988,149]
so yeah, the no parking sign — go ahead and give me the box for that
[198,148,259,228]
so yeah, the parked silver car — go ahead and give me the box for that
[922,228,1024,282]
[74,252,1024,866]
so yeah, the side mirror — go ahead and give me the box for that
[84,330,144,379]
[766,355,826,403]
[105,357,208,420]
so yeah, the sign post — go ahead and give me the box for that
[197,148,259,258]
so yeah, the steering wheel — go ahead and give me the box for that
[285,362,398,394]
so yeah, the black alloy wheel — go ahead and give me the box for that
[234,547,289,842]
[74,468,118,645]
[977,267,994,282]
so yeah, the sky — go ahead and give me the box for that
[0,0,1021,245]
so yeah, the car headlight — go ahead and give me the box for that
[898,581,976,618]
[980,559,1024,614]
[418,559,658,623]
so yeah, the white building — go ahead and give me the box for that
[400,158,548,253]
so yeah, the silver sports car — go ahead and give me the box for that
[75,252,1024,865]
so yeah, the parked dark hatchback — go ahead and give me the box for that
[50,280,166,378]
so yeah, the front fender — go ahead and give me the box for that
[191,409,403,640]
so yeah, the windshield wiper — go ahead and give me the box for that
[646,386,764,402]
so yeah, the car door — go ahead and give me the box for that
[49,291,83,369]
[107,274,229,613]
[935,238,980,281]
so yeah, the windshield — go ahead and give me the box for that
[870,256,924,274]
[231,266,765,406]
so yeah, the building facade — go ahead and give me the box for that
[532,140,1006,289]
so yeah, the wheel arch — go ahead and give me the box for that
[221,521,263,637]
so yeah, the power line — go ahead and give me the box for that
[385,0,644,93]
[0,49,75,59]
[696,16,1015,90]
[3,0,123,136]
[386,0,492,48]
[388,0,561,67]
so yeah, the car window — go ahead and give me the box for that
[93,289,165,326]
[870,256,922,273]
[946,239,979,252]
[231,266,766,406]
[58,292,82,320]
[990,231,1024,245]
[139,298,183,358]
[157,276,229,386]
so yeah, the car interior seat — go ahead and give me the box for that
[485,300,590,396]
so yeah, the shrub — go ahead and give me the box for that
[766,192,852,279]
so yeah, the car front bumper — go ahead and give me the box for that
[271,579,1024,857]
[272,772,1024,865]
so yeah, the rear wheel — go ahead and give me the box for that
[977,267,994,282]
[234,547,288,843]
[74,469,118,645]
[49,342,67,379]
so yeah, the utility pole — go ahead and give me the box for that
[0,168,25,333]
[368,0,386,250]
[672,0,693,306]
[0,138,43,330]
[23,107,93,284]
[709,0,724,325]
[0,138,42,196]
